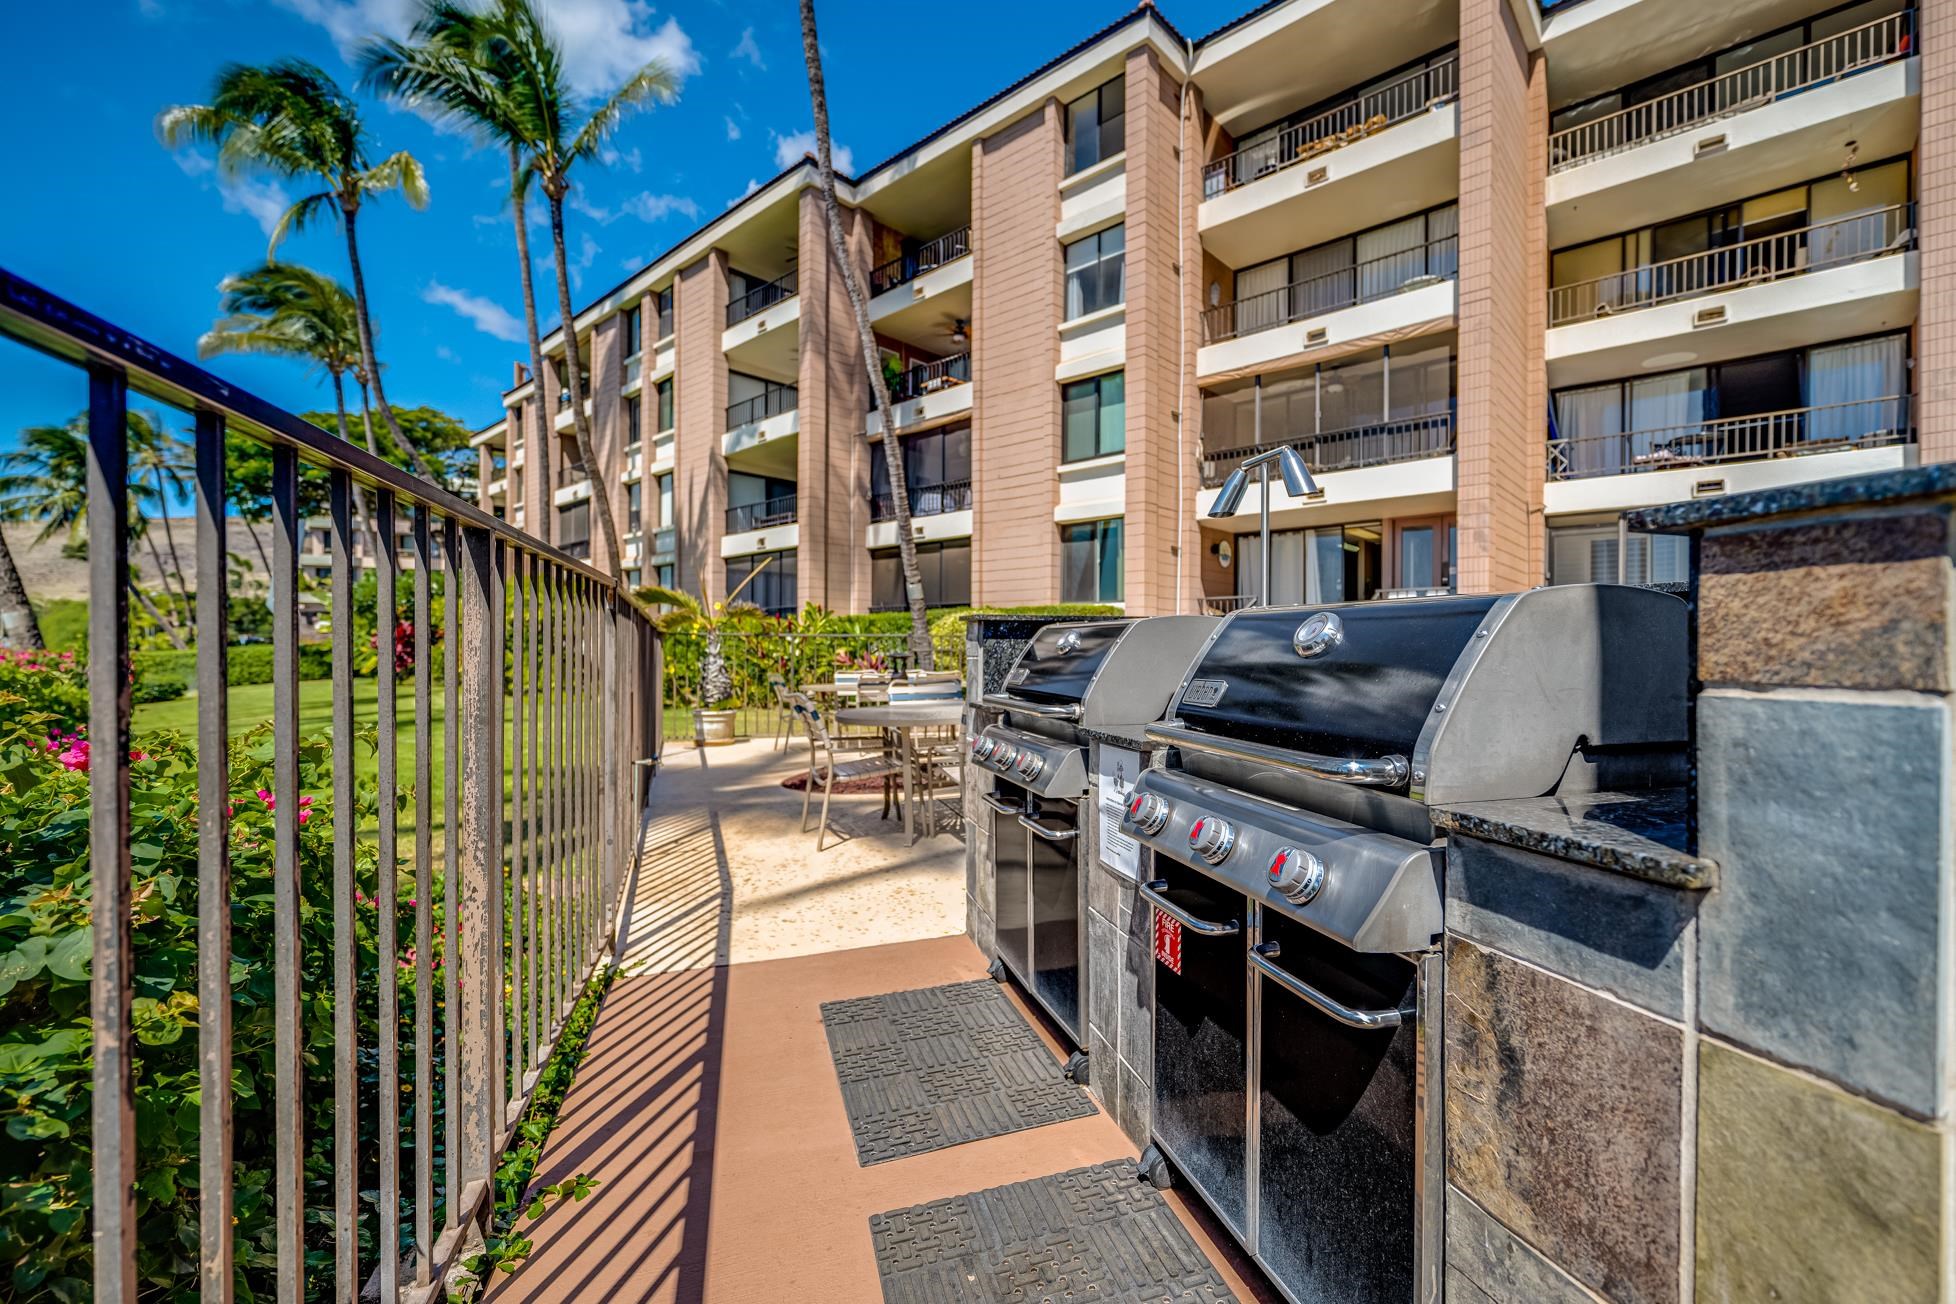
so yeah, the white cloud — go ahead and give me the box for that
[730,27,765,70]
[219,176,293,239]
[171,149,214,177]
[435,344,460,362]
[727,178,762,209]
[724,116,742,142]
[621,253,647,272]
[571,190,699,225]
[137,0,164,16]
[601,145,643,173]
[772,129,852,175]
[275,0,700,98]
[422,281,525,343]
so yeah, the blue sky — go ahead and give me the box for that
[0,0,1249,469]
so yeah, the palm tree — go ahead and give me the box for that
[799,0,933,667]
[638,558,773,710]
[200,261,379,575]
[360,0,676,581]
[0,417,186,648]
[0,524,43,650]
[127,409,196,634]
[158,60,441,484]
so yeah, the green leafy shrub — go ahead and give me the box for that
[129,672,186,705]
[0,648,88,729]
[30,600,88,655]
[129,642,336,695]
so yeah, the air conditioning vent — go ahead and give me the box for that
[1693,305,1728,328]
[1306,166,1329,185]
[1694,133,1728,157]
[1304,326,1329,346]
[1692,478,1727,497]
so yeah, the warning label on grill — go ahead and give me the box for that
[1154,912,1183,975]
[1096,746,1141,882]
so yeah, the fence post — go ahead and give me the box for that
[456,524,499,1197]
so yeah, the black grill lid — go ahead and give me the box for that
[1001,620,1133,704]
[1171,596,1500,760]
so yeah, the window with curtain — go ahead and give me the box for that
[654,286,675,339]
[1062,373,1126,462]
[726,550,797,615]
[621,304,641,358]
[1553,383,1629,476]
[656,473,672,529]
[1548,523,1691,585]
[1065,75,1126,174]
[1065,225,1125,319]
[1061,518,1124,602]
[625,393,641,449]
[1807,335,1907,442]
[656,378,674,432]
[626,480,642,533]
[557,500,591,559]
[872,540,971,610]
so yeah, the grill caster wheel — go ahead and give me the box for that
[1063,1050,1090,1085]
[1138,1145,1174,1191]
[987,957,1006,982]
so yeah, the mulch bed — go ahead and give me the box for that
[780,772,892,795]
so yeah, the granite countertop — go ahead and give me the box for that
[1079,723,1156,749]
[1627,464,1956,533]
[1432,789,1718,890]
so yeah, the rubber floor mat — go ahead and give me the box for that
[821,979,1096,1166]
[870,1158,1238,1303]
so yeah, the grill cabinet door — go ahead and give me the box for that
[1256,912,1419,1303]
[992,780,1031,982]
[1151,860,1249,1236]
[1028,796,1082,1041]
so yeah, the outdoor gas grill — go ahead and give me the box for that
[972,615,1219,1057]
[1123,585,1689,1304]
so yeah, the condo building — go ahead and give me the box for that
[473,0,1943,614]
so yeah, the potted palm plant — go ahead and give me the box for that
[638,558,771,746]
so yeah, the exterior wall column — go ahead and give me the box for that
[675,250,730,601]
[972,99,1065,607]
[1121,48,1204,616]
[1918,0,1956,462]
[587,312,624,577]
[1454,0,1547,592]
[797,187,874,613]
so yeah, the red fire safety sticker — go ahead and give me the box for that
[1154,911,1183,975]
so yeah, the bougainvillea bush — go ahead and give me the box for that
[0,649,88,731]
[0,693,444,1301]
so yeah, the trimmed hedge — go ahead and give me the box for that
[132,643,335,694]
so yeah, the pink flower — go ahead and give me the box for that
[57,739,88,772]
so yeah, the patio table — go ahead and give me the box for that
[837,701,965,843]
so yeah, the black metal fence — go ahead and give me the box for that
[0,267,662,1303]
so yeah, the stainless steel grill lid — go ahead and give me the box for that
[998,620,1133,705]
[987,616,1219,729]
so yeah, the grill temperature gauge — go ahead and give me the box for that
[1268,846,1326,904]
[1126,792,1169,835]
[1188,816,1237,865]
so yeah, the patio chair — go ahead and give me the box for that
[907,720,966,837]
[799,703,905,851]
[766,674,797,751]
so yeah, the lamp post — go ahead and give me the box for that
[1206,445,1323,608]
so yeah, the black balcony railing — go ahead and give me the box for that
[726,271,798,326]
[1548,205,1915,325]
[725,493,798,533]
[1203,237,1459,343]
[1203,56,1459,198]
[879,353,972,407]
[869,478,973,523]
[725,384,797,429]
[1549,11,1914,171]
[557,462,588,488]
[1547,395,1913,481]
[869,227,973,296]
[1201,409,1456,488]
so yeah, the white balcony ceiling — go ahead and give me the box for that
[1543,0,1857,109]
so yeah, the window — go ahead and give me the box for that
[654,286,674,339]
[557,500,591,559]
[621,303,641,358]
[1064,224,1125,319]
[624,566,641,590]
[656,473,673,530]
[1393,517,1455,592]
[626,480,642,533]
[1547,522,1691,586]
[655,563,674,589]
[871,540,972,611]
[725,549,797,616]
[1231,206,1458,335]
[1062,373,1125,462]
[869,423,972,519]
[1060,518,1123,603]
[655,377,675,432]
[1235,522,1383,604]
[625,393,642,450]
[1065,75,1125,174]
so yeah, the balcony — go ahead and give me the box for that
[1546,207,1918,386]
[727,271,798,327]
[1199,57,1459,267]
[1547,395,1912,481]
[1547,13,1919,245]
[869,478,973,524]
[1200,409,1456,489]
[1198,238,1457,380]
[725,493,798,533]
[726,384,798,431]
[867,355,974,437]
[870,228,971,297]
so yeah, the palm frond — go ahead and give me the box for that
[568,60,678,163]
[361,150,430,209]
[154,103,227,150]
[266,190,337,259]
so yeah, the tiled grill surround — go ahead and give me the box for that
[1448,468,1956,1303]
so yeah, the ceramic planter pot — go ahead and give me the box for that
[693,707,737,745]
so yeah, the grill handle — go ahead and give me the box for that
[1140,880,1240,937]
[1145,723,1410,788]
[982,693,1084,721]
[1017,813,1080,842]
[979,792,1025,816]
[1251,942,1414,1030]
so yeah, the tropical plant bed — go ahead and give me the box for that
[779,772,892,795]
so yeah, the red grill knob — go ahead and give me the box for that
[1189,816,1236,865]
[1268,846,1326,904]
[993,744,1018,770]
[1015,750,1045,780]
[972,736,995,761]
[1126,792,1169,835]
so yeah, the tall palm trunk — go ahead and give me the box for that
[333,370,375,588]
[511,146,552,545]
[341,201,440,483]
[800,0,932,667]
[544,188,624,581]
[0,525,43,650]
[148,465,191,629]
[131,579,184,650]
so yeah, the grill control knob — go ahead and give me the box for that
[992,744,1018,770]
[1126,792,1170,835]
[972,736,996,761]
[1188,816,1237,865]
[1015,750,1045,780]
[1268,847,1326,904]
